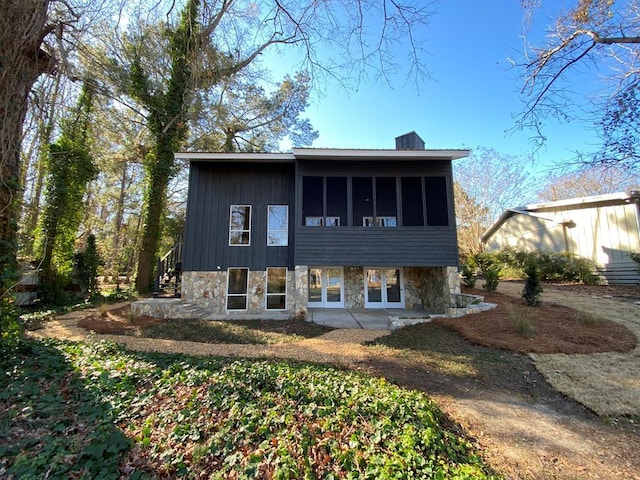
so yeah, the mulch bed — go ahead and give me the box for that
[77,306,168,334]
[437,289,637,354]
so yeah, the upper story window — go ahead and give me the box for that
[303,176,346,227]
[229,205,251,245]
[267,205,288,246]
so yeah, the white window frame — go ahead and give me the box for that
[305,216,324,227]
[376,216,397,227]
[325,216,340,227]
[229,205,251,246]
[226,267,249,311]
[267,205,289,246]
[265,267,287,310]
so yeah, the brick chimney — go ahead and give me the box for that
[395,131,425,150]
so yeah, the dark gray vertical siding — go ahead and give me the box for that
[294,159,458,266]
[183,162,295,271]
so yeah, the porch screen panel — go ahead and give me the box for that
[425,176,449,226]
[326,177,347,226]
[401,177,424,226]
[302,176,323,225]
[352,177,373,226]
[375,177,397,226]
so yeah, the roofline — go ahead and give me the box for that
[481,191,640,243]
[175,148,470,163]
[291,148,470,160]
[175,152,294,162]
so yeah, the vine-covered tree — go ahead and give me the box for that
[519,0,640,169]
[94,0,434,292]
[0,0,57,343]
[36,80,98,301]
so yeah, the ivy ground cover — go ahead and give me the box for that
[1,339,499,479]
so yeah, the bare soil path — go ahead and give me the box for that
[30,284,640,479]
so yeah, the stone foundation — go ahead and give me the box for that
[180,265,460,317]
[182,270,298,317]
[404,266,455,314]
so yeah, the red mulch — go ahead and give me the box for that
[77,306,168,335]
[436,289,637,354]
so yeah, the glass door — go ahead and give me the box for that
[364,268,404,308]
[308,267,344,308]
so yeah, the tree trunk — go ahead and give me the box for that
[0,0,55,296]
[135,139,173,292]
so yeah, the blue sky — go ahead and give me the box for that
[269,1,601,174]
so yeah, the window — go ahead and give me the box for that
[401,177,424,226]
[305,216,324,226]
[226,268,248,310]
[267,205,288,246]
[229,205,251,245]
[325,216,340,227]
[266,268,287,310]
[376,216,397,227]
[425,177,449,226]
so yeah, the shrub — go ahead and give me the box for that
[522,261,543,307]
[482,265,500,291]
[460,265,476,288]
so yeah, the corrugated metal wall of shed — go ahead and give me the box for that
[183,162,295,271]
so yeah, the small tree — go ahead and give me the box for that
[482,265,500,292]
[460,265,476,288]
[522,261,544,307]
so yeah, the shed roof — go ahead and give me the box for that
[481,191,640,243]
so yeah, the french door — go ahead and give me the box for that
[364,268,404,308]
[308,267,344,308]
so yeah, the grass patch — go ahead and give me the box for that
[573,310,601,326]
[140,318,333,344]
[367,322,523,382]
[0,338,499,479]
[506,304,536,337]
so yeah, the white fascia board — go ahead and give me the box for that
[174,152,295,163]
[291,148,470,160]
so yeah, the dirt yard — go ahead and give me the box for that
[39,282,640,479]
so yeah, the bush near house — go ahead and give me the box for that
[470,248,599,284]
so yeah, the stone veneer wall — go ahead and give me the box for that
[403,266,460,314]
[182,266,460,317]
[344,267,364,308]
[182,270,298,316]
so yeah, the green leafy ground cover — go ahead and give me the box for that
[1,339,499,479]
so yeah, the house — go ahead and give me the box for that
[481,192,640,285]
[164,132,469,319]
